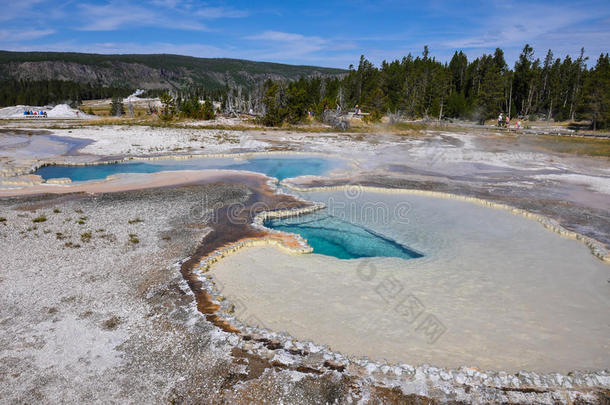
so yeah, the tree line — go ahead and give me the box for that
[258,45,609,129]
[0,79,133,108]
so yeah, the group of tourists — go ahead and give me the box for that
[497,113,510,127]
[497,113,522,129]
[23,110,47,117]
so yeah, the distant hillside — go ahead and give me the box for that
[0,51,346,91]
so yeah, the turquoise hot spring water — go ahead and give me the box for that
[35,155,344,182]
[264,211,422,260]
[36,155,421,260]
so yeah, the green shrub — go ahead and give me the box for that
[33,215,47,223]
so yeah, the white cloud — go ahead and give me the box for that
[2,41,228,57]
[194,7,249,19]
[0,0,45,22]
[91,41,227,56]
[243,31,332,63]
[148,0,249,18]
[440,1,608,53]
[0,29,55,42]
[74,1,248,32]
[246,31,315,42]
[76,1,209,31]
[149,0,182,8]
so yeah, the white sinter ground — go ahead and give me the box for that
[210,189,610,373]
[37,126,271,156]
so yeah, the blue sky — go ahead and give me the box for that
[1,0,608,68]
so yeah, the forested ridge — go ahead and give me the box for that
[0,50,345,104]
[0,51,345,78]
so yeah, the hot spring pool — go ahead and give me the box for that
[265,211,422,260]
[35,155,345,182]
[211,189,610,372]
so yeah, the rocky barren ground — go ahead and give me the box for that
[2,184,608,404]
[0,185,250,403]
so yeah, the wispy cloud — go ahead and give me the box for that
[76,1,215,31]
[90,41,227,56]
[149,0,249,17]
[244,30,332,62]
[246,31,323,43]
[149,0,182,8]
[77,3,160,31]
[440,2,604,51]
[3,40,229,57]
[0,0,45,22]
[75,1,249,31]
[0,29,55,42]
[194,7,249,19]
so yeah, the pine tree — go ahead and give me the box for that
[513,44,535,116]
[110,96,125,117]
[202,100,216,120]
[261,81,282,126]
[449,51,468,93]
[476,67,504,123]
[159,92,176,120]
[580,54,610,129]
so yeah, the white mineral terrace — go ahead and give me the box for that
[209,189,610,374]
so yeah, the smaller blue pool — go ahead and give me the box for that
[35,155,343,182]
[265,212,423,260]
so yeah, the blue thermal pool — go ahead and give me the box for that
[35,155,344,182]
[36,154,422,261]
[264,211,423,260]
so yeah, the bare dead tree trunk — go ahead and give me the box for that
[508,78,513,118]
[524,82,534,117]
[438,98,443,122]
[237,86,243,112]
